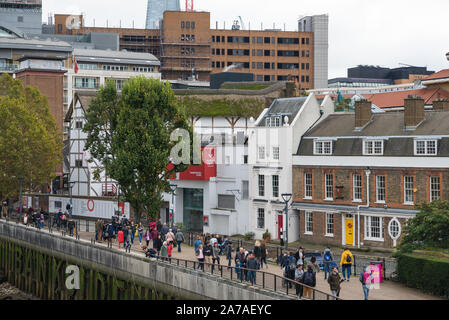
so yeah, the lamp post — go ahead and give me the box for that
[18,176,24,222]
[169,184,177,228]
[69,181,75,218]
[281,193,292,251]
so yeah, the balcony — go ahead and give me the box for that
[0,64,18,72]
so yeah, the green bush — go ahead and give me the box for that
[244,232,255,241]
[397,253,449,299]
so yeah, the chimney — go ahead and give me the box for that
[404,95,425,129]
[354,99,372,129]
[433,98,449,111]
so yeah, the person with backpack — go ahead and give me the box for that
[327,265,343,300]
[302,264,316,299]
[295,263,304,299]
[340,248,354,281]
[323,247,334,280]
[286,252,297,288]
[360,266,375,300]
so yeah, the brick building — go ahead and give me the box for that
[292,97,449,249]
[54,11,328,86]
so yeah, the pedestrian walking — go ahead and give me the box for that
[302,264,316,299]
[253,241,262,267]
[246,252,258,285]
[310,256,321,274]
[327,266,343,300]
[151,228,159,249]
[340,248,354,281]
[360,266,375,300]
[160,241,169,261]
[235,247,246,280]
[285,252,297,288]
[138,223,144,246]
[194,235,203,252]
[211,242,221,272]
[260,240,268,269]
[175,230,185,252]
[155,234,163,256]
[195,244,205,271]
[295,263,304,299]
[125,227,132,252]
[117,228,124,249]
[226,241,233,270]
[167,241,173,262]
[203,241,213,269]
[165,228,176,244]
[144,229,151,247]
[323,246,334,280]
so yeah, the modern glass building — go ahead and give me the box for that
[145,0,181,29]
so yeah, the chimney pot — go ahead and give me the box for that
[404,96,425,129]
[354,99,372,129]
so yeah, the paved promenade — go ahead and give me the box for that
[76,229,441,300]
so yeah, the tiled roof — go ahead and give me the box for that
[423,69,449,81]
[365,88,449,109]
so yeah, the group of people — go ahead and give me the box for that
[278,246,375,300]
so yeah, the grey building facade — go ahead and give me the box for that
[0,0,42,35]
[145,0,181,29]
[299,14,329,90]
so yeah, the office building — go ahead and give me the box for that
[146,0,181,29]
[0,0,42,35]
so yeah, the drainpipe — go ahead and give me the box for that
[357,169,371,248]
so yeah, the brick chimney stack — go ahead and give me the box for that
[404,95,425,129]
[433,98,449,111]
[354,99,372,129]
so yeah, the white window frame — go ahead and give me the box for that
[353,174,362,202]
[376,175,386,203]
[365,216,384,241]
[257,208,265,229]
[414,139,438,156]
[272,175,279,198]
[313,140,333,155]
[324,173,333,200]
[272,146,280,160]
[403,176,414,205]
[325,213,334,237]
[258,175,265,197]
[363,140,384,155]
[305,211,313,235]
[258,145,266,160]
[430,176,440,202]
[304,173,312,200]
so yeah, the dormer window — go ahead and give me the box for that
[266,116,281,127]
[314,140,332,155]
[363,140,383,155]
[414,140,437,155]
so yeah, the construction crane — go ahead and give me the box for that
[238,16,246,30]
[186,0,193,12]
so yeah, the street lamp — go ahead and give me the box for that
[18,176,24,222]
[68,181,76,218]
[281,193,292,251]
[169,184,177,227]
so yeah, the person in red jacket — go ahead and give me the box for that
[117,229,124,249]
[167,241,173,262]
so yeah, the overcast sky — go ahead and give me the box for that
[42,0,449,78]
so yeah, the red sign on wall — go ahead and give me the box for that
[177,146,217,181]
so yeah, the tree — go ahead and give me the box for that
[399,201,449,252]
[84,77,192,222]
[0,74,62,198]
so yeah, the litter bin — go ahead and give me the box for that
[370,261,384,283]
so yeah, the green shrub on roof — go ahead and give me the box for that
[178,96,266,118]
